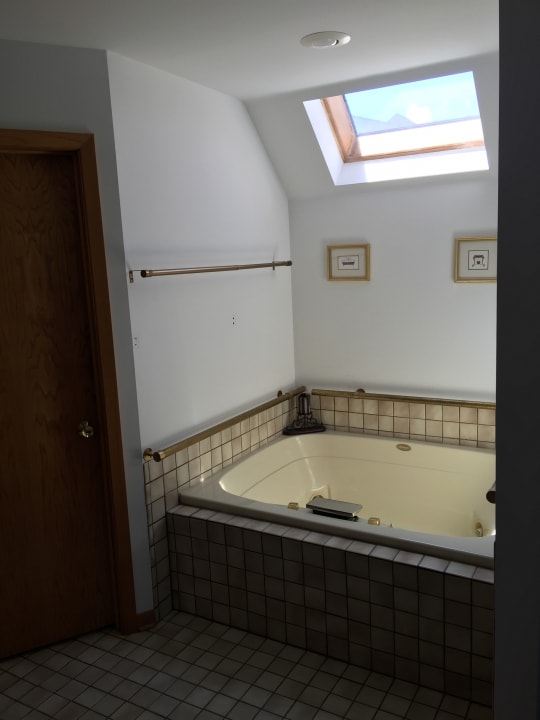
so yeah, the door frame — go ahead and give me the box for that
[0,128,148,635]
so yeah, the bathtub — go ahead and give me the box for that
[178,432,496,568]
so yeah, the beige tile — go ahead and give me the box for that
[380,431,394,438]
[321,396,335,411]
[478,441,495,450]
[460,423,478,442]
[364,399,379,415]
[365,414,379,431]
[222,441,233,462]
[443,436,460,446]
[165,491,178,511]
[232,436,242,457]
[250,429,260,448]
[335,396,349,412]
[188,442,200,461]
[311,395,321,409]
[460,407,478,424]
[221,426,232,444]
[425,435,443,444]
[241,432,251,452]
[409,403,426,420]
[379,415,393,432]
[460,439,477,448]
[426,419,442,437]
[175,447,189,467]
[426,404,442,421]
[442,405,460,422]
[149,460,164,481]
[241,419,250,435]
[249,415,258,431]
[259,423,268,441]
[164,470,177,495]
[177,463,190,486]
[188,457,201,480]
[211,447,223,468]
[321,409,335,426]
[335,410,348,426]
[149,477,164,503]
[394,417,410,434]
[379,400,394,416]
[410,418,426,436]
[231,422,241,439]
[443,421,460,439]
[349,412,364,429]
[349,398,364,414]
[478,425,496,443]
[394,402,410,418]
[200,451,212,474]
[478,408,496,425]
[200,437,211,455]
[163,455,176,474]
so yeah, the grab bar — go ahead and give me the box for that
[129,260,292,281]
[486,481,496,504]
[143,385,305,462]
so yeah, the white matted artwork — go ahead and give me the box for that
[327,244,370,281]
[454,236,497,282]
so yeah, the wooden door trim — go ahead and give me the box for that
[0,129,145,634]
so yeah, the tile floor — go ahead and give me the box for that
[0,612,492,720]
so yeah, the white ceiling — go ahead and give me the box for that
[0,0,498,100]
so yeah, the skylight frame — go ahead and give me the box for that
[322,94,485,164]
[303,68,490,186]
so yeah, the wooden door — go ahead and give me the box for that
[0,142,122,657]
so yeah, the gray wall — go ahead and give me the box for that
[496,0,540,715]
[0,39,153,612]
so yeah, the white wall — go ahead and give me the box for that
[250,52,499,402]
[291,176,498,400]
[107,54,296,449]
[0,39,152,612]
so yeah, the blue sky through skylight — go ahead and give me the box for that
[345,71,480,135]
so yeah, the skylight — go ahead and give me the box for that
[304,70,489,186]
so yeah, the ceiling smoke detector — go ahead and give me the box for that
[300,31,351,49]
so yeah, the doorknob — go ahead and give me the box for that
[78,420,95,439]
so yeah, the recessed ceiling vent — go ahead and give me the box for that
[300,31,351,49]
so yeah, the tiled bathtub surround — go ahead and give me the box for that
[311,390,496,450]
[145,393,299,620]
[168,506,494,707]
[144,387,496,621]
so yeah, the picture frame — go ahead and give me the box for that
[454,236,497,283]
[327,243,370,281]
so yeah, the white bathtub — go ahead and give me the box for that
[178,432,496,567]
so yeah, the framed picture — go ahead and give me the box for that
[327,244,370,281]
[454,236,497,283]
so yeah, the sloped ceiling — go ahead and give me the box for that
[0,0,498,100]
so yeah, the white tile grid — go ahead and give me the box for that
[0,611,493,720]
[145,391,494,619]
[146,398,296,620]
